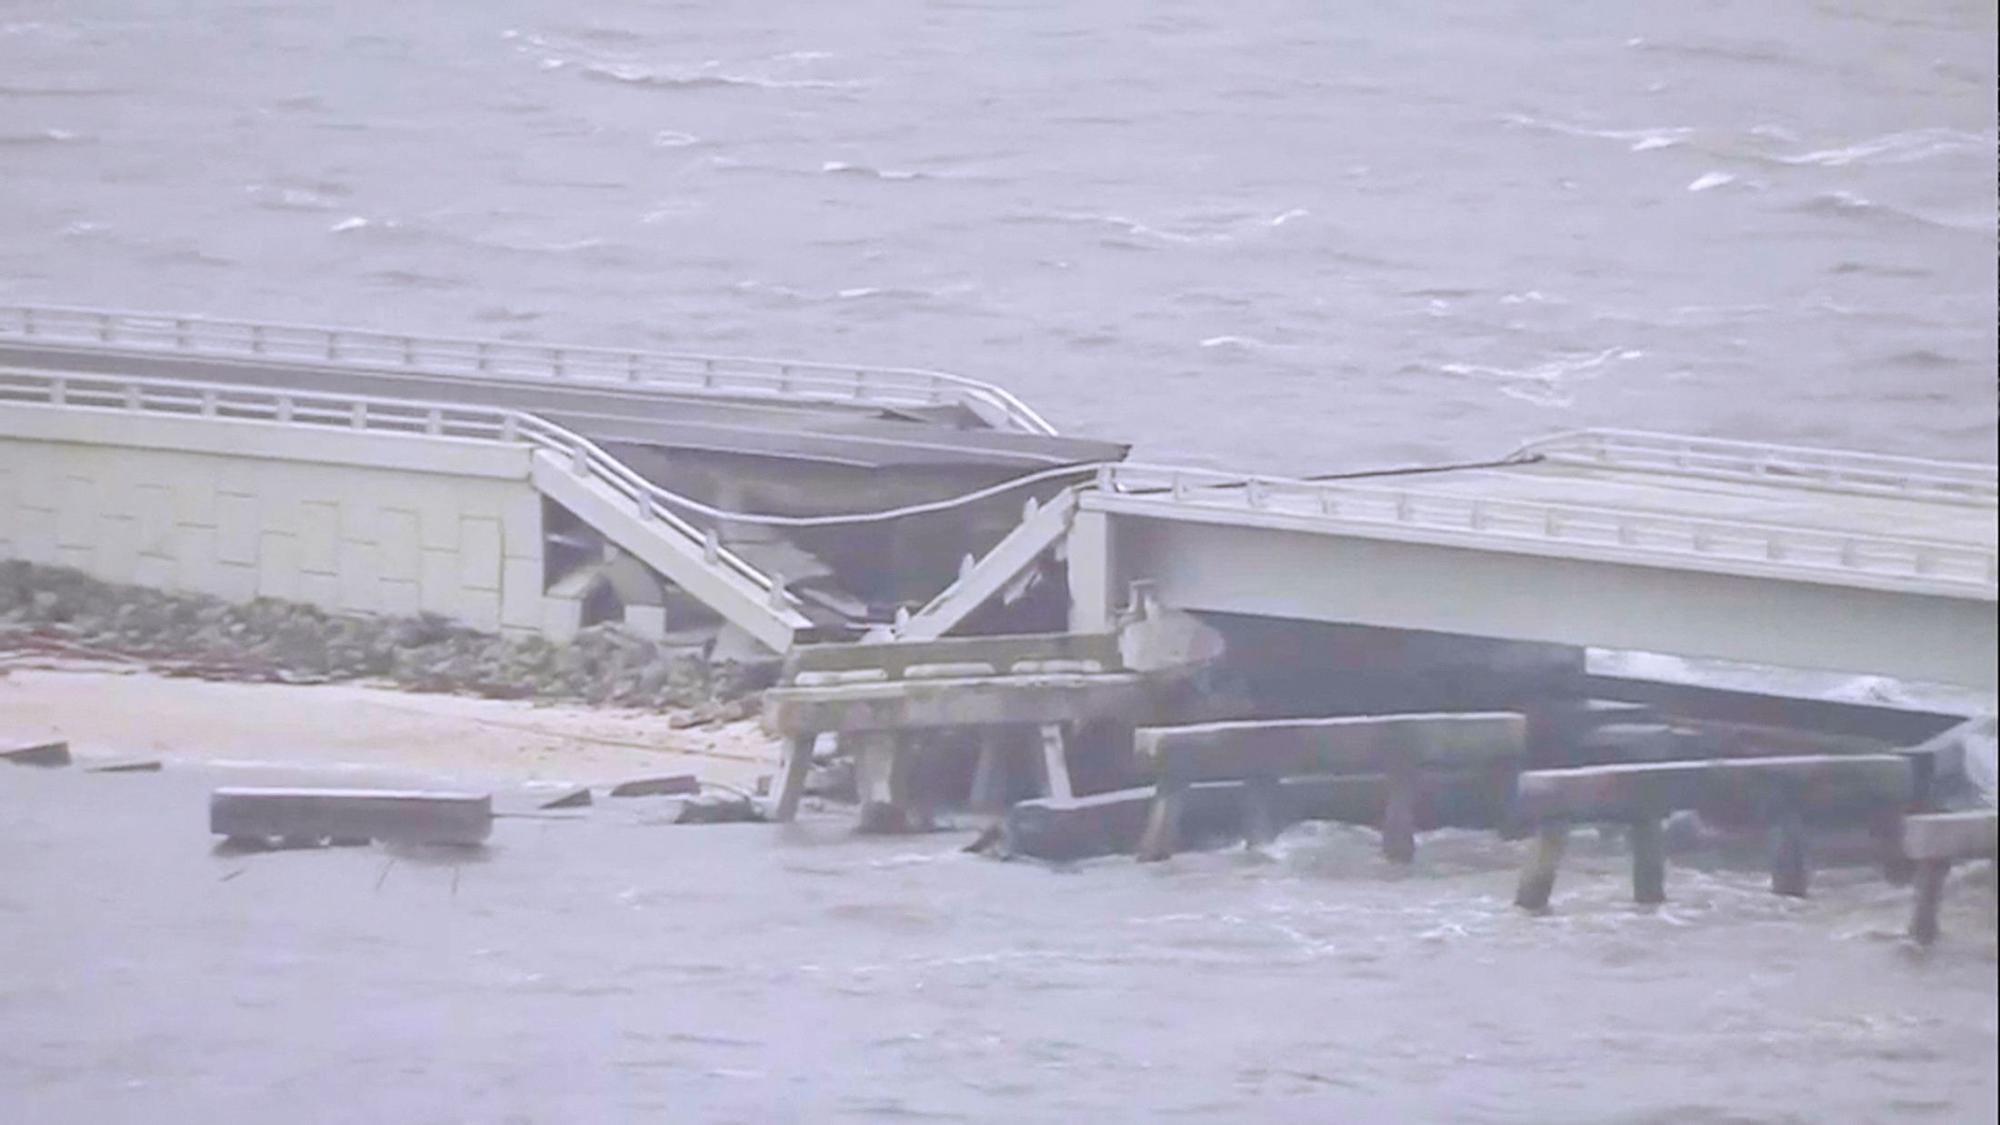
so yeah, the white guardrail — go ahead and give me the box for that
[1095,462,2000,599]
[0,303,1057,437]
[0,366,801,612]
[1515,429,1999,506]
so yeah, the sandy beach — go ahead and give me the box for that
[0,657,779,790]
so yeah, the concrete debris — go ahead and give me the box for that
[539,787,594,810]
[210,787,493,847]
[86,759,163,773]
[608,774,701,798]
[0,560,774,711]
[675,792,763,824]
[2,740,71,767]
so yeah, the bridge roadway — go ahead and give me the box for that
[4,304,1995,689]
[0,304,1124,477]
[1058,433,1998,692]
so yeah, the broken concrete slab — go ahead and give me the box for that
[3,740,71,768]
[1903,809,1998,862]
[539,787,594,810]
[676,792,763,824]
[210,787,492,847]
[607,774,701,798]
[87,759,163,773]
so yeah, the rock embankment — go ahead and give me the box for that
[0,561,772,711]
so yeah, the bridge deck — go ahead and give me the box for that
[1074,435,1997,690]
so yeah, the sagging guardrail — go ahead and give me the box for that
[0,303,1057,436]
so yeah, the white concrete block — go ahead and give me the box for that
[95,513,140,583]
[132,554,174,589]
[416,484,462,551]
[378,577,422,616]
[215,492,258,565]
[500,492,543,559]
[542,595,584,640]
[298,572,340,608]
[459,589,502,632]
[336,540,382,613]
[624,604,667,640]
[173,527,221,595]
[378,509,421,582]
[500,556,545,629]
[171,471,217,528]
[257,531,301,601]
[459,516,502,591]
[299,500,339,575]
[418,548,458,616]
[135,482,174,558]
[212,561,258,603]
[11,504,57,563]
[57,474,98,548]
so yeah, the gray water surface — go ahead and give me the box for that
[1,0,1994,471]
[2,763,1996,1122]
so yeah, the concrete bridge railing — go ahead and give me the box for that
[1091,461,1999,599]
[1513,429,2000,505]
[0,303,1057,437]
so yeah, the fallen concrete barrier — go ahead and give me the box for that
[1903,810,1998,945]
[87,759,163,773]
[608,774,700,798]
[3,740,71,768]
[210,787,492,847]
[539,787,594,809]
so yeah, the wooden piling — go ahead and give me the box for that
[1380,758,1418,864]
[1241,775,1281,850]
[967,728,1012,813]
[769,734,816,822]
[1769,803,1811,898]
[1908,860,1950,946]
[1136,782,1187,862]
[1037,723,1075,801]
[1630,815,1666,904]
[1514,821,1570,911]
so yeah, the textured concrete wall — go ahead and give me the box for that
[0,405,555,635]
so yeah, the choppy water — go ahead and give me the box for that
[2,763,1996,1122]
[1,0,1994,472]
[2,2,1996,1119]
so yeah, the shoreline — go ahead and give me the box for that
[0,657,779,790]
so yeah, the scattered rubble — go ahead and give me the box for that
[0,561,777,711]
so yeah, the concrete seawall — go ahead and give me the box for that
[0,403,558,635]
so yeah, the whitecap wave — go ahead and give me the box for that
[1441,347,1642,407]
[821,160,926,181]
[1500,113,1694,153]
[1775,127,1989,167]
[0,127,81,145]
[651,130,699,147]
[1686,170,1739,192]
